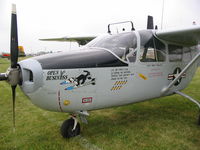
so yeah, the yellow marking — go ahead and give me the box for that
[113,86,117,90]
[139,73,148,80]
[111,85,122,91]
[63,100,70,106]
[112,87,115,91]
[111,80,129,91]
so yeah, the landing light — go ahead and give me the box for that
[63,100,70,106]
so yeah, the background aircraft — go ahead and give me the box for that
[0,5,200,139]
[0,46,26,58]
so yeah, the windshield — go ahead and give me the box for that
[86,32,137,61]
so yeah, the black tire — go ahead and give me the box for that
[60,118,80,138]
[198,115,200,125]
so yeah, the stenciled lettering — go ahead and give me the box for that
[46,70,68,80]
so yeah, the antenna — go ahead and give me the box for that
[161,0,165,29]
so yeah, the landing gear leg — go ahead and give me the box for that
[175,91,200,125]
[60,114,80,138]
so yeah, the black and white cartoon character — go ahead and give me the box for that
[75,70,94,86]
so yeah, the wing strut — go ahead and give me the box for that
[174,91,200,125]
[161,51,200,95]
[175,91,200,109]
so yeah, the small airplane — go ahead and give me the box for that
[0,5,200,139]
[0,46,26,59]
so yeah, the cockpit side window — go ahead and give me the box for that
[168,45,183,62]
[139,30,166,62]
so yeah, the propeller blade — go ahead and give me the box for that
[10,4,19,69]
[11,85,16,128]
[10,4,19,130]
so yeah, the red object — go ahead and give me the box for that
[82,97,92,103]
[2,53,11,57]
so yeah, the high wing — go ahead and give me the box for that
[155,26,200,47]
[40,36,96,46]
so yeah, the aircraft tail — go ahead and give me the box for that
[147,15,154,29]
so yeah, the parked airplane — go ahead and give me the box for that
[0,5,200,138]
[0,46,26,58]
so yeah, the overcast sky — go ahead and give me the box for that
[0,0,200,53]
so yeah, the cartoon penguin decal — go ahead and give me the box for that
[60,70,96,90]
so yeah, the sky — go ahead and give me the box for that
[0,0,200,54]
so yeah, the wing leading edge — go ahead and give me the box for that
[155,26,200,47]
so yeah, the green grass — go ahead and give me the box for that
[0,58,200,150]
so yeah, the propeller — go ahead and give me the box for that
[0,4,20,128]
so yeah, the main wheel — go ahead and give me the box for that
[60,118,80,138]
[198,114,200,125]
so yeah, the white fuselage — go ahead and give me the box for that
[18,31,200,113]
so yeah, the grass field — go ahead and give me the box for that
[0,58,200,150]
